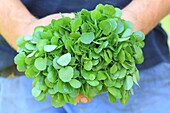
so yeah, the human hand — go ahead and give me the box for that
[76,94,91,103]
[12,13,74,49]
[121,10,142,33]
[20,13,75,39]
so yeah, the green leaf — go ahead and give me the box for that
[80,32,95,44]
[69,79,82,88]
[51,36,59,45]
[45,78,55,88]
[16,36,26,47]
[115,8,122,17]
[59,66,74,82]
[91,10,102,21]
[81,23,89,32]
[132,73,140,87]
[87,80,99,86]
[17,65,26,72]
[133,31,145,41]
[27,51,36,58]
[99,19,116,35]
[25,66,39,78]
[118,50,125,63]
[47,70,57,83]
[14,52,26,65]
[34,26,45,33]
[57,80,65,93]
[103,4,115,16]
[108,92,116,103]
[123,76,134,90]
[110,64,117,74]
[133,45,144,64]
[118,37,130,42]
[53,56,62,69]
[114,21,124,34]
[71,18,82,32]
[36,39,48,51]
[51,94,65,108]
[89,73,96,80]
[25,43,36,50]
[84,60,93,71]
[108,87,122,98]
[44,45,57,52]
[97,71,106,80]
[48,88,58,95]
[96,4,104,12]
[120,90,130,104]
[34,57,47,71]
[69,88,79,98]
[32,87,41,97]
[122,29,132,38]
[57,53,71,66]
[62,83,73,94]
[124,21,134,30]
[35,92,46,102]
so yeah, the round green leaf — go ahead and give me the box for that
[97,71,106,80]
[84,60,93,71]
[47,70,57,83]
[44,45,57,52]
[80,32,95,44]
[87,80,99,86]
[57,53,71,66]
[32,87,41,97]
[91,10,102,21]
[133,31,145,41]
[34,57,47,71]
[69,79,82,88]
[122,28,132,38]
[14,52,26,65]
[59,66,74,82]
[16,36,26,47]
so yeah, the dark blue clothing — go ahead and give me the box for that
[0,0,169,70]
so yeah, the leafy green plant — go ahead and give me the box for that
[14,4,145,108]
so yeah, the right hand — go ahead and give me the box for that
[14,13,74,49]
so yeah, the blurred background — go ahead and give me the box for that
[162,14,170,47]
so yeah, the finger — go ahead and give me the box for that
[76,94,91,103]
[76,94,83,103]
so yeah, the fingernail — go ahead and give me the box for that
[80,97,88,103]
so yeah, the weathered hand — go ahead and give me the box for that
[13,13,74,49]
[21,13,75,36]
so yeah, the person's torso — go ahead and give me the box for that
[0,0,169,71]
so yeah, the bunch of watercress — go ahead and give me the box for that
[14,4,145,108]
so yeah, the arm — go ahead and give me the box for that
[122,0,170,34]
[0,0,36,49]
[0,0,74,50]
